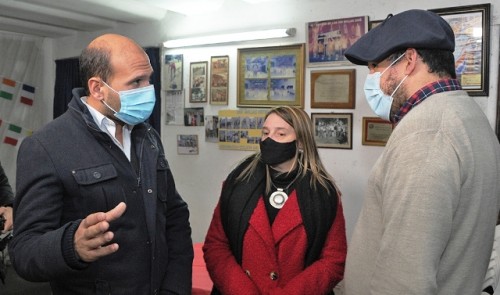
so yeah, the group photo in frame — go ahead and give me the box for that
[189,61,208,103]
[306,16,368,67]
[310,69,355,109]
[163,54,183,91]
[361,117,394,146]
[430,3,490,96]
[237,44,304,108]
[177,134,199,155]
[311,113,353,149]
[210,55,229,105]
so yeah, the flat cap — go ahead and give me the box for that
[344,9,455,65]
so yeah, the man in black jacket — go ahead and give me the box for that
[9,34,193,295]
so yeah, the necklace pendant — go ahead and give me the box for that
[269,188,288,209]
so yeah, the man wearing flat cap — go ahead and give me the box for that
[343,9,500,295]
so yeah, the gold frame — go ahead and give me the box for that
[361,117,394,146]
[210,55,229,105]
[310,69,355,109]
[237,44,304,108]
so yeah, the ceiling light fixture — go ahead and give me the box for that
[163,28,296,48]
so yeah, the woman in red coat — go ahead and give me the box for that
[203,106,347,295]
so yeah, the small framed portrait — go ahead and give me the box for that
[361,116,394,146]
[311,113,353,149]
[184,107,204,126]
[210,55,229,105]
[189,61,208,103]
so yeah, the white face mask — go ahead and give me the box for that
[363,53,408,121]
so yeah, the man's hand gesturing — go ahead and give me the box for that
[74,202,127,262]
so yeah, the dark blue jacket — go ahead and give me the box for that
[9,88,193,295]
[0,162,13,206]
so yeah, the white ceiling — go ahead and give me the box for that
[0,0,182,38]
[0,0,279,38]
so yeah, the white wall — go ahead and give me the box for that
[49,0,500,243]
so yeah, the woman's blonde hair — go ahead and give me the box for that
[237,106,336,193]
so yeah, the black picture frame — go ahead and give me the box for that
[430,4,490,96]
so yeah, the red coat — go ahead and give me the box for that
[203,190,347,295]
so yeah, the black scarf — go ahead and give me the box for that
[219,155,338,267]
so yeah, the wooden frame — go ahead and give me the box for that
[311,113,353,149]
[362,117,394,146]
[311,69,355,109]
[306,16,368,67]
[189,61,208,103]
[430,4,490,96]
[237,44,304,108]
[177,134,199,155]
[163,54,183,91]
[210,55,229,105]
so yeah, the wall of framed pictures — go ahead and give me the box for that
[153,0,499,244]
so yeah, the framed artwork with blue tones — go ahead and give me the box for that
[237,44,304,108]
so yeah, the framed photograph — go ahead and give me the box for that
[189,61,208,102]
[311,113,353,149]
[369,19,383,30]
[184,107,204,126]
[430,4,490,96]
[205,115,219,143]
[163,54,183,91]
[306,16,368,67]
[237,44,304,108]
[362,117,394,146]
[210,55,229,105]
[311,69,355,109]
[177,134,199,155]
[218,109,267,151]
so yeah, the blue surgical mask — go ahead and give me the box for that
[101,81,156,125]
[364,54,408,121]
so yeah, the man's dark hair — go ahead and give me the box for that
[388,49,456,79]
[416,49,456,79]
[79,47,112,95]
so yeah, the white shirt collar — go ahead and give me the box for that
[80,97,132,161]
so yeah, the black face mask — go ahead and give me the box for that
[259,137,297,165]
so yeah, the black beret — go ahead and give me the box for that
[344,9,455,65]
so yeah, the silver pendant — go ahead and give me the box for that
[269,188,288,209]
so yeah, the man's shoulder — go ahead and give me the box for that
[33,112,77,137]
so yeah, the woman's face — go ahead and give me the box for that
[261,113,296,143]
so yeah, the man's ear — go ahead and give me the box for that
[88,77,104,101]
[403,48,419,75]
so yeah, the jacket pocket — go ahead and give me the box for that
[71,163,123,214]
[72,163,117,185]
